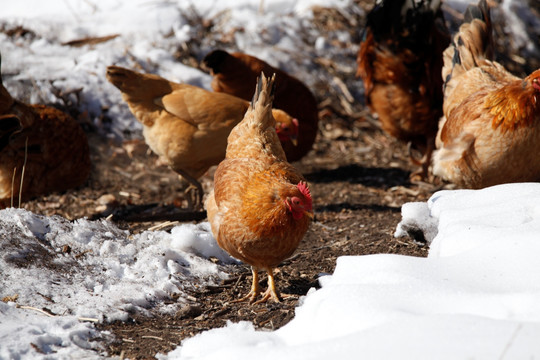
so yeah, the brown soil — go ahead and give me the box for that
[21,107,438,359]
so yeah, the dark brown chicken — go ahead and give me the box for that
[205,73,313,304]
[0,56,91,207]
[432,0,540,188]
[203,49,318,162]
[357,0,450,178]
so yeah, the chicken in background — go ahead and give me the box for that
[432,0,540,189]
[106,66,297,209]
[357,0,450,179]
[202,49,319,162]
[0,56,91,207]
[205,73,313,304]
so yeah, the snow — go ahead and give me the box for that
[2,0,540,359]
[4,185,540,359]
[0,0,359,140]
[165,183,540,360]
[0,209,234,322]
[0,303,104,360]
[0,209,235,358]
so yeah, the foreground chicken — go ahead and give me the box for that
[205,73,313,304]
[203,49,318,162]
[432,0,540,188]
[0,57,91,207]
[106,66,296,208]
[357,0,450,178]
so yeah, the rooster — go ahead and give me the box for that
[357,0,450,178]
[432,0,540,189]
[106,66,297,209]
[202,49,318,162]
[205,73,313,304]
[0,55,91,207]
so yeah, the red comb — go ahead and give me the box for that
[297,181,311,200]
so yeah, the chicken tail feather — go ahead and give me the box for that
[249,72,276,117]
[362,0,444,49]
[251,72,276,107]
[106,65,173,100]
[225,72,286,161]
[443,0,492,92]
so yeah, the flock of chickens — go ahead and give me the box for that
[358,0,540,188]
[1,0,540,303]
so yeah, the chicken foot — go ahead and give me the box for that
[253,268,281,304]
[175,170,203,210]
[232,267,261,304]
[232,267,281,304]
[408,138,435,181]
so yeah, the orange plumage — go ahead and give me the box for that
[356,0,449,178]
[106,65,296,208]
[0,57,91,207]
[432,0,540,189]
[205,73,313,304]
[202,49,318,162]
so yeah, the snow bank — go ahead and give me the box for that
[0,303,104,360]
[0,209,234,323]
[165,183,540,360]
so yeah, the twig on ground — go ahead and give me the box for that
[18,137,28,208]
[148,221,180,232]
[142,335,164,341]
[78,317,99,322]
[16,305,56,317]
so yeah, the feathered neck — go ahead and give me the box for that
[486,72,540,132]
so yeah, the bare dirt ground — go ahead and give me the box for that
[8,0,540,358]
[22,106,437,359]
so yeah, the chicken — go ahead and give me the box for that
[0,56,91,207]
[202,49,318,162]
[106,66,296,209]
[432,0,540,189]
[205,73,313,304]
[356,0,450,178]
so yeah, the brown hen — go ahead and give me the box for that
[357,0,450,178]
[106,66,296,208]
[0,57,91,207]
[432,0,540,189]
[205,73,313,304]
[202,49,318,162]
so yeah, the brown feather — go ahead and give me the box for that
[433,1,540,189]
[0,102,91,206]
[356,0,450,177]
[106,66,296,183]
[487,78,538,133]
[205,73,312,302]
[202,50,318,162]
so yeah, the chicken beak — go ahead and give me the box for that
[290,136,298,146]
[304,210,314,219]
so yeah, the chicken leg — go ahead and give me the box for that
[232,267,281,304]
[175,169,203,210]
[232,267,261,304]
[254,267,281,304]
